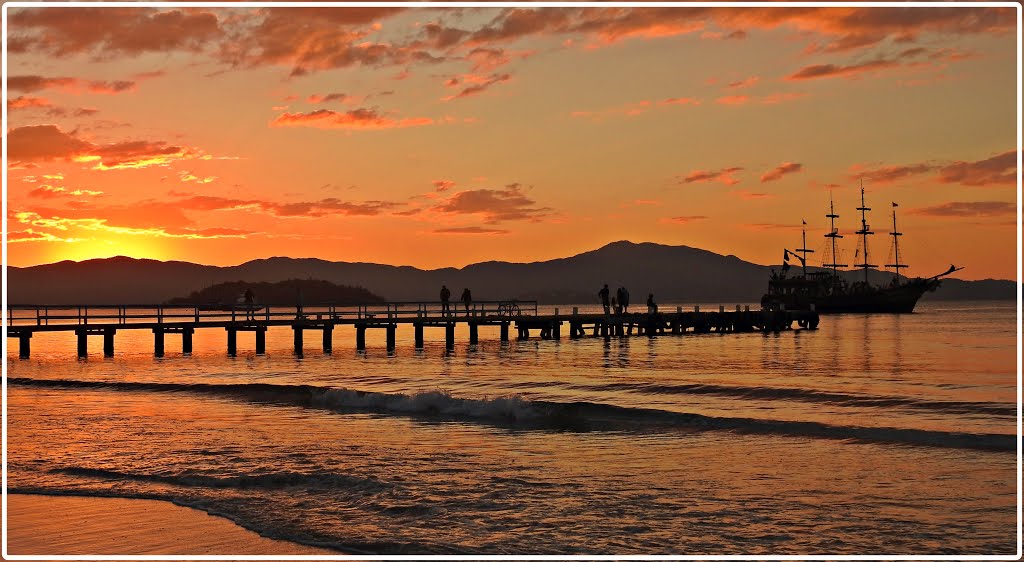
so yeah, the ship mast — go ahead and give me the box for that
[796,220,813,276]
[823,192,846,275]
[853,180,877,284]
[885,203,907,284]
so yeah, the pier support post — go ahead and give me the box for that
[517,327,528,341]
[552,322,560,340]
[386,325,396,351]
[19,332,31,359]
[77,330,88,358]
[227,328,237,356]
[414,324,424,348]
[293,326,304,355]
[445,323,455,349]
[356,325,366,351]
[103,329,116,357]
[182,328,193,355]
[569,322,580,339]
[322,324,333,353]
[469,323,479,344]
[153,328,165,357]
[255,328,266,355]
[500,322,509,342]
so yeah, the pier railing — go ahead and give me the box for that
[5,300,540,327]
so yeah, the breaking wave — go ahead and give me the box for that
[9,377,1015,452]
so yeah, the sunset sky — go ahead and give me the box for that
[4,5,1020,280]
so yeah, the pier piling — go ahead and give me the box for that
[469,323,479,344]
[255,327,266,354]
[293,326,304,355]
[182,328,193,355]
[19,332,31,359]
[356,325,366,351]
[227,328,237,356]
[322,324,333,353]
[445,323,455,349]
[103,329,115,357]
[414,324,424,348]
[154,328,165,357]
[386,325,397,351]
[76,330,87,358]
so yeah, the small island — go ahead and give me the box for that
[166,278,384,306]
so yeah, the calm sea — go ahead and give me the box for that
[5,300,1019,555]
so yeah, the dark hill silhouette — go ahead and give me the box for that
[165,279,383,306]
[6,241,1015,305]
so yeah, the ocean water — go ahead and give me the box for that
[5,300,1018,555]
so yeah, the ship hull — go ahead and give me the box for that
[763,277,941,314]
[813,282,932,314]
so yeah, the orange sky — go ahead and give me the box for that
[4,5,1020,280]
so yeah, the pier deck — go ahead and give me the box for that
[5,301,819,358]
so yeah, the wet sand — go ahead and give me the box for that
[6,493,340,556]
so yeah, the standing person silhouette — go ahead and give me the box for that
[243,288,256,320]
[461,288,472,315]
[621,286,630,313]
[440,285,452,317]
[647,293,658,315]
[598,284,610,315]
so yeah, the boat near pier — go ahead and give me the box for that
[762,184,961,314]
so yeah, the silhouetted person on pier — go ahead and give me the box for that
[598,284,610,315]
[461,288,472,315]
[440,285,452,316]
[647,293,658,315]
[621,286,630,313]
[243,288,256,320]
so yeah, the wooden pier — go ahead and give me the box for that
[5,301,819,359]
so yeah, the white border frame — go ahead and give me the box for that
[1,1,1021,560]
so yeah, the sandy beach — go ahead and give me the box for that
[6,493,340,556]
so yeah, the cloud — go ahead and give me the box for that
[7,229,82,244]
[9,74,138,95]
[27,185,104,199]
[433,180,456,192]
[681,167,743,186]
[270,108,434,130]
[659,97,701,106]
[850,151,1017,187]
[936,150,1016,187]
[220,8,425,76]
[433,183,550,223]
[908,201,1015,217]
[442,73,511,101]
[307,93,355,104]
[172,194,401,218]
[726,76,759,89]
[660,215,708,224]
[9,7,222,56]
[849,163,935,184]
[7,95,54,110]
[761,162,803,183]
[715,95,750,105]
[730,190,775,200]
[786,59,901,81]
[432,226,510,234]
[8,124,206,170]
[8,125,94,162]
[13,210,254,240]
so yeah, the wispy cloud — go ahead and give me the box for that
[270,108,434,130]
[761,162,803,183]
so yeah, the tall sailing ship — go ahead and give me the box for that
[761,184,960,313]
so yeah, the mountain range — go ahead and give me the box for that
[6,241,1016,305]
